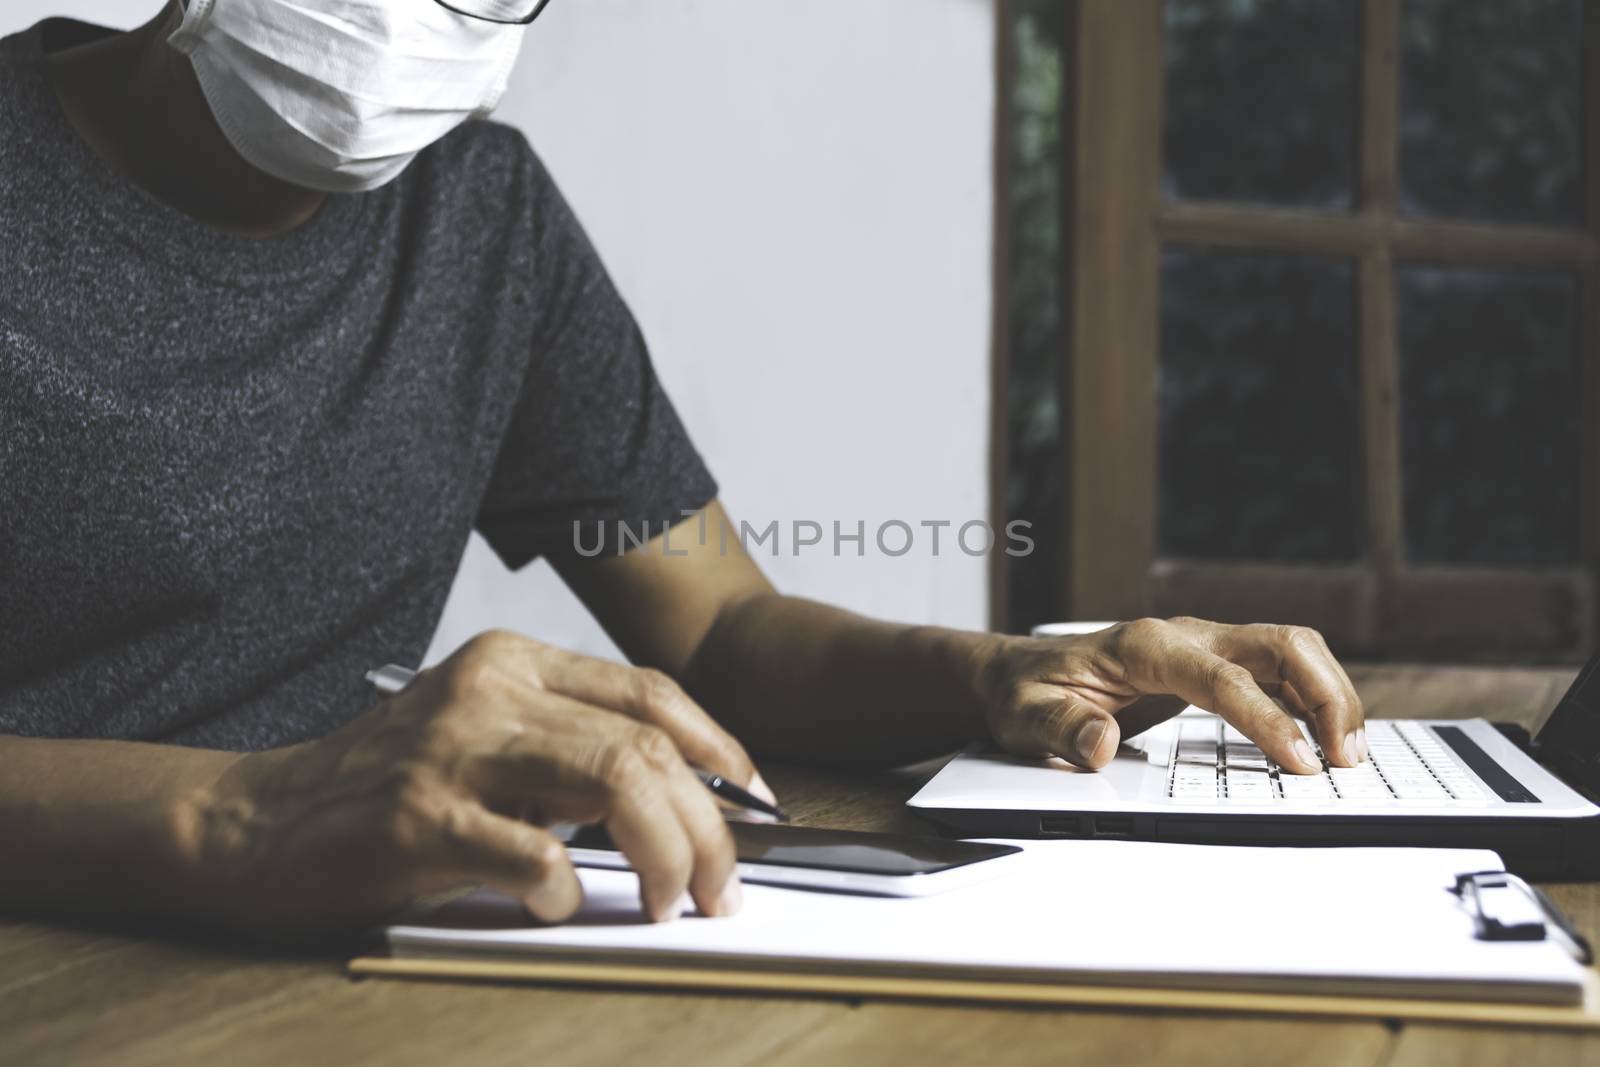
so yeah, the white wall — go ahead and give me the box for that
[11,1,997,664]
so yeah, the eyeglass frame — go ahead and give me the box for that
[429,0,553,27]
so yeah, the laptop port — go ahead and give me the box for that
[1039,816,1082,836]
[1093,816,1134,838]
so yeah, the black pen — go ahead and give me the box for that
[364,663,788,822]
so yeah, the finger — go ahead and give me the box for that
[597,729,698,922]
[1214,625,1365,767]
[1002,682,1121,769]
[474,721,735,918]
[1277,680,1334,768]
[452,694,705,922]
[436,802,583,923]
[1132,641,1321,774]
[527,650,773,804]
[1217,625,1362,765]
[658,754,741,918]
[456,684,699,823]
[1309,628,1368,762]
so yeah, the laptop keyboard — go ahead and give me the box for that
[1167,719,1491,805]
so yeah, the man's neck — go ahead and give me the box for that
[42,2,327,239]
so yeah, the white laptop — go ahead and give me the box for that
[909,653,1600,879]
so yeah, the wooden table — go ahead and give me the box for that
[3,665,1597,1067]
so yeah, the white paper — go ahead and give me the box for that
[387,841,1587,1004]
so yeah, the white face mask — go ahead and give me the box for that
[168,0,527,193]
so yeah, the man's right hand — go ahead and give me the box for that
[189,631,763,935]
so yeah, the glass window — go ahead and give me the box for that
[1398,266,1581,566]
[1003,0,1067,629]
[1163,0,1360,210]
[1400,0,1583,227]
[1159,248,1363,562]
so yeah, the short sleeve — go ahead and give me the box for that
[475,154,717,570]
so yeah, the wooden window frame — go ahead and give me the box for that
[993,0,1600,661]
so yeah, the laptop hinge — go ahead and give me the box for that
[1547,756,1600,804]
[1530,745,1600,803]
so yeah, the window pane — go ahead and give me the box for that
[1400,0,1583,227]
[1398,266,1581,566]
[1159,249,1362,562]
[1163,0,1359,210]
[1003,0,1067,631]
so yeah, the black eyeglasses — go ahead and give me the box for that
[429,0,553,26]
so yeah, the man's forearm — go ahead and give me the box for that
[681,593,999,767]
[0,736,238,923]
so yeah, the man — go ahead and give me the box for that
[0,0,1367,935]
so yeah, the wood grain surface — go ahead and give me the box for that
[3,664,1596,1067]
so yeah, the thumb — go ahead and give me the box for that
[444,803,584,923]
[1009,691,1122,769]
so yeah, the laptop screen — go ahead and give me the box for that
[1533,653,1600,796]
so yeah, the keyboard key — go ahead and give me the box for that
[1385,772,1437,786]
[1277,776,1334,802]
[1398,723,1447,751]
[1224,771,1274,798]
[1334,783,1393,799]
[1278,771,1332,788]
[1386,787,1444,802]
[1329,771,1384,787]
[1169,719,1497,809]
[1332,767,1386,780]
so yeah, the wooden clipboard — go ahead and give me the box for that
[348,955,1600,1031]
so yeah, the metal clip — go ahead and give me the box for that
[1450,870,1594,964]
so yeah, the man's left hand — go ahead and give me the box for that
[977,617,1368,775]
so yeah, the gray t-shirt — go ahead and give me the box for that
[0,19,718,749]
